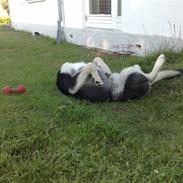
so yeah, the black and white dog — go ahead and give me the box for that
[57,54,183,102]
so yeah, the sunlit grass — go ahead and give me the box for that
[0,26,183,183]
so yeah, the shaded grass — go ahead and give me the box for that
[0,26,183,183]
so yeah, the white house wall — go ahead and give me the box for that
[63,0,84,29]
[9,0,183,55]
[122,0,183,38]
[9,0,58,37]
[62,0,183,38]
[63,0,183,55]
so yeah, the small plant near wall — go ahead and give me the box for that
[0,16,10,25]
[0,0,10,25]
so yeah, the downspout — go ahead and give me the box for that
[56,0,62,44]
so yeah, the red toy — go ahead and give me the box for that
[2,85,26,95]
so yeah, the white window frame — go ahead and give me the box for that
[85,0,122,29]
[25,0,45,4]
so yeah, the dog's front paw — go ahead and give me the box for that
[95,80,103,87]
[158,54,166,63]
[105,71,112,76]
[69,88,76,94]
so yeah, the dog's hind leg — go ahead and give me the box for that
[143,54,166,82]
[93,57,112,76]
[151,70,183,84]
[69,63,103,94]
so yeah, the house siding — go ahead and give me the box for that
[9,0,183,56]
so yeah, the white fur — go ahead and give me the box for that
[143,54,166,81]
[69,63,103,94]
[65,58,114,94]
[61,55,166,95]
[60,62,86,75]
[110,65,143,100]
[93,57,112,75]
[60,54,181,98]
[151,70,182,84]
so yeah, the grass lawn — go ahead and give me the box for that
[0,26,183,183]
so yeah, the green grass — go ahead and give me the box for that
[0,26,183,183]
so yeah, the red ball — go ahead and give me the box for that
[17,85,26,93]
[2,86,11,94]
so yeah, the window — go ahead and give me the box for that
[89,0,111,15]
[86,0,122,29]
[26,0,45,3]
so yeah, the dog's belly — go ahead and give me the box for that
[109,73,122,100]
[74,70,112,102]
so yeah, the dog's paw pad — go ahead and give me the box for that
[95,81,103,87]
[105,72,112,76]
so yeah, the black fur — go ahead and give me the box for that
[119,73,150,101]
[74,85,112,102]
[56,69,182,103]
[176,69,183,74]
[57,71,111,102]
[56,71,77,96]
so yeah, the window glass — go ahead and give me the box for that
[89,0,111,15]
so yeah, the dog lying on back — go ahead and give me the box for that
[57,54,183,102]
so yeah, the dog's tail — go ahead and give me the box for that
[151,69,183,85]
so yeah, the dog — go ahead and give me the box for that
[57,54,183,102]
